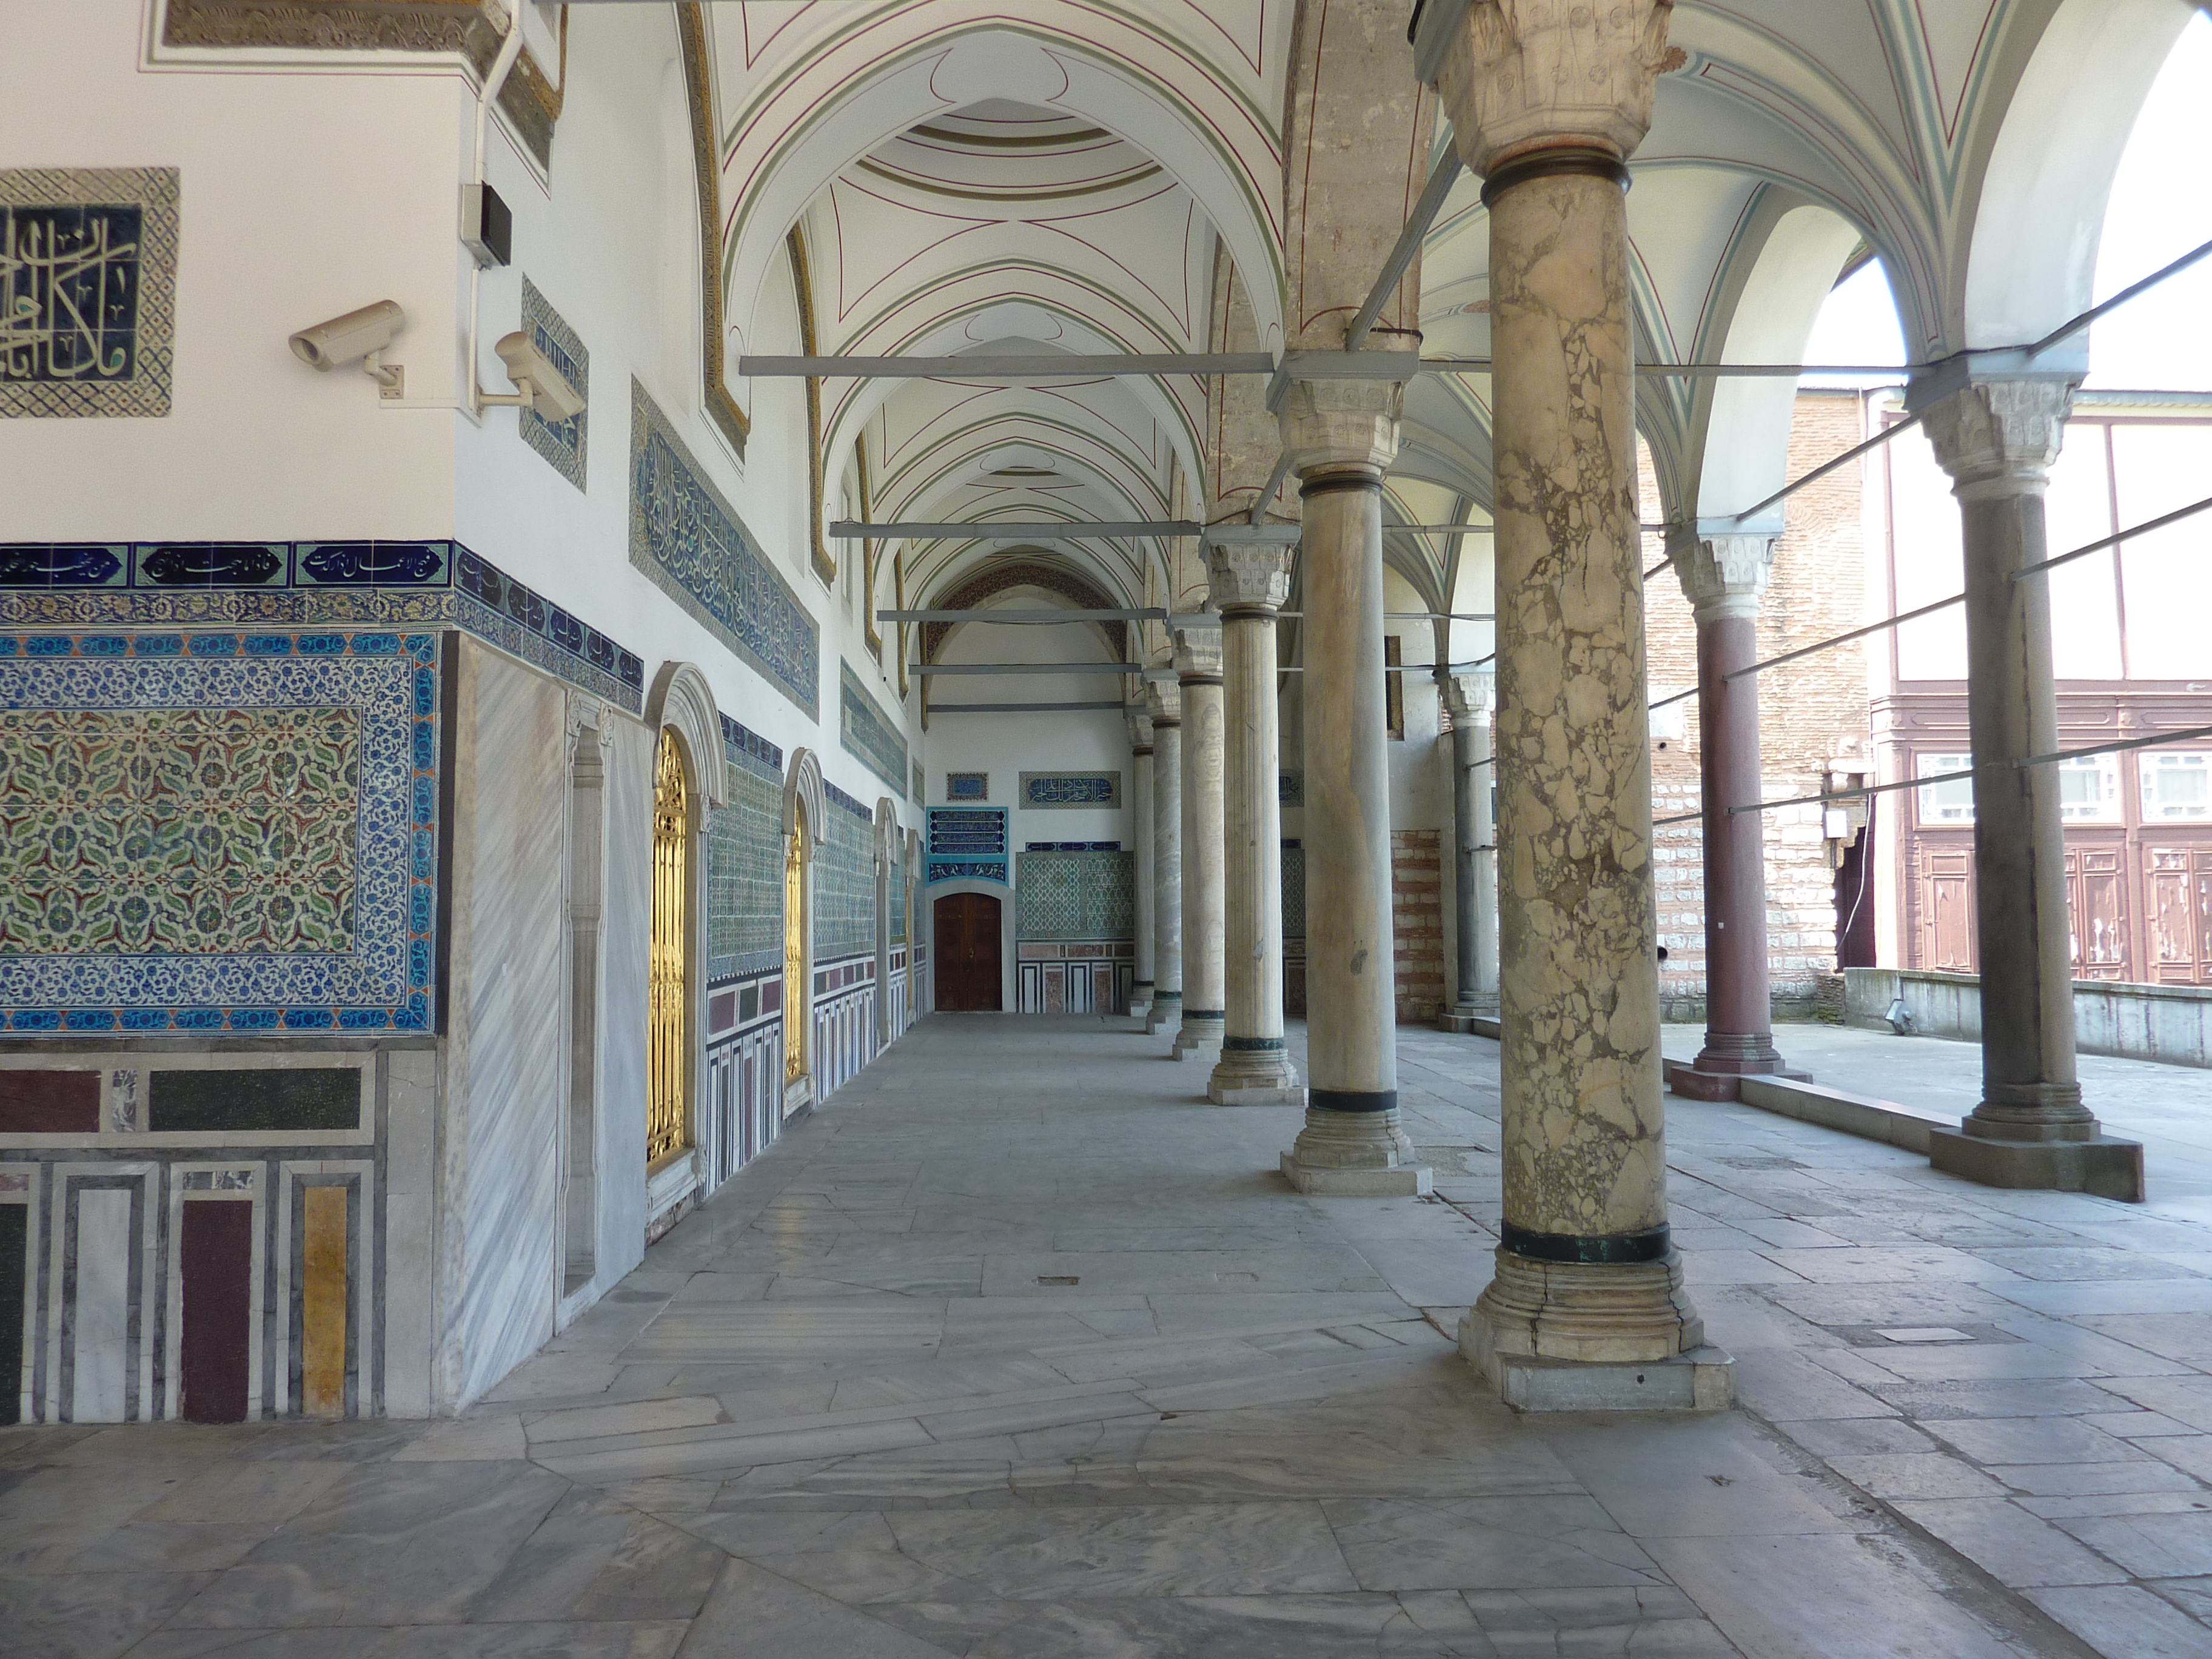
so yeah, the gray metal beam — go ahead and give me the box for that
[927,702,1131,714]
[1347,151,1465,350]
[740,353,1273,378]
[880,608,1165,623]
[831,520,1198,540]
[911,663,1141,677]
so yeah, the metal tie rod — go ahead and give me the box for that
[1719,492,2212,684]
[833,520,1198,540]
[742,354,1273,378]
[1649,720,2212,828]
[1347,151,1465,350]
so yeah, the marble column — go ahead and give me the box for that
[1429,0,1729,1407]
[1144,680,1184,1037]
[1173,627,1227,1060]
[1441,671,1499,1031]
[1661,534,1802,1101]
[1126,703,1157,1021]
[1275,376,1429,1196]
[1920,378,2142,1200]
[1207,534,1305,1104]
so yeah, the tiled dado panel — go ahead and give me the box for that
[0,632,437,1033]
[810,956,876,1107]
[703,977,785,1189]
[0,1049,415,1424]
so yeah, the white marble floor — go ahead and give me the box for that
[6,1013,2212,1657]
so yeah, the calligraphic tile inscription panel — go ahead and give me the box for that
[1,168,178,419]
[519,277,588,492]
[629,380,818,717]
[707,716,783,984]
[927,807,1006,885]
[946,772,988,802]
[0,632,438,1033]
[839,660,906,795]
[1020,771,1119,810]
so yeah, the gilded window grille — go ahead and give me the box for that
[785,811,809,1083]
[648,729,692,1167]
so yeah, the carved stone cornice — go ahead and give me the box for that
[1206,543,1295,615]
[1276,378,1406,479]
[1424,0,1676,176]
[1667,531,1776,624]
[1922,379,2076,498]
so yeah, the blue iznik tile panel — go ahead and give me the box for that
[839,660,906,795]
[927,807,1006,885]
[706,715,783,984]
[1282,843,1305,941]
[1016,851,1135,941]
[816,783,874,962]
[0,632,439,1033]
[890,841,907,944]
[0,540,645,713]
[1,168,179,419]
[518,276,588,492]
[628,380,819,717]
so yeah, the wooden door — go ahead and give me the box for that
[2066,841,2130,980]
[2145,845,2212,985]
[934,893,1002,1010]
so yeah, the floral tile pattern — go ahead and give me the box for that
[0,631,438,1033]
[839,660,905,796]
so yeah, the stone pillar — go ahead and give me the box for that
[1173,627,1228,1060]
[1920,378,2143,1200]
[1207,533,1305,1104]
[1127,704,1157,1020]
[1274,376,1429,1196]
[1441,671,1499,1031]
[1144,680,1184,1037]
[1429,0,1730,1407]
[1661,534,1805,1101]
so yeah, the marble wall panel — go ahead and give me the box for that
[70,1185,132,1419]
[452,649,568,1405]
[597,716,654,1296]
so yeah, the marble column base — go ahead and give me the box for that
[1173,1013,1225,1061]
[1439,1008,1501,1039]
[1928,1125,2144,1202]
[1464,1247,1706,1367]
[1209,1047,1305,1106]
[1279,1107,1431,1196]
[1144,995,1182,1037]
[1461,1307,1737,1412]
[1127,984,1155,1019]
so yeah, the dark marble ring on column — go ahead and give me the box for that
[1478,145,1631,209]
[1309,1088,1398,1114]
[1299,472,1380,500]
[1500,1222,1672,1265]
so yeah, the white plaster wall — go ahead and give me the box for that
[0,0,463,536]
[453,649,568,1406]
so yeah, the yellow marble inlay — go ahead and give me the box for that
[648,729,691,1167]
[300,1185,347,1421]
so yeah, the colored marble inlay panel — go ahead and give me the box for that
[148,1068,360,1133]
[840,660,906,794]
[0,1068,98,1131]
[300,1185,347,1421]
[1016,850,1134,940]
[1,168,179,419]
[179,1200,252,1423]
[519,276,588,492]
[0,632,438,1033]
[0,1204,21,1425]
[1020,771,1119,809]
[629,380,818,716]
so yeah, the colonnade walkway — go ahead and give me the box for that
[10,1016,2212,1657]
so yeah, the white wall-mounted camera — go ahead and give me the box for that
[486,331,586,422]
[289,300,406,398]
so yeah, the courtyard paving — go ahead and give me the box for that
[5,1013,2212,1656]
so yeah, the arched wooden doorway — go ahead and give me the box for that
[934,892,1002,1010]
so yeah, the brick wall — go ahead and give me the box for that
[1644,390,1873,1020]
[1392,830,1445,1021]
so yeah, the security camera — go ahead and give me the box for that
[290,301,405,370]
[492,331,586,423]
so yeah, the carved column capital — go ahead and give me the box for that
[1921,378,2075,499]
[1425,0,1677,176]
[1444,669,1496,724]
[1668,531,1777,625]
[1125,704,1155,753]
[1206,542,1295,614]
[1173,625,1224,681]
[1145,678,1183,726]
[1276,377,1405,479]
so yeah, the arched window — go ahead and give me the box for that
[785,804,809,1083]
[648,728,693,1167]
